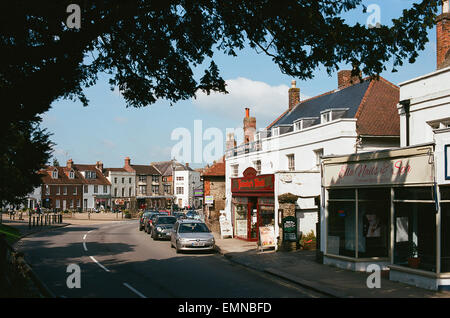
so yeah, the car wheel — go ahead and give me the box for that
[152,231,157,240]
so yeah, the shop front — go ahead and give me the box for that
[231,167,275,242]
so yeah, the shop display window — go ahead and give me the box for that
[441,202,450,273]
[260,205,275,227]
[393,202,436,272]
[327,201,356,258]
[327,188,390,259]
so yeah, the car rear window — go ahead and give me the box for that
[179,223,209,233]
[157,217,177,224]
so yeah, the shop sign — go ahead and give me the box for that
[205,195,214,205]
[236,220,248,237]
[259,226,275,249]
[115,199,125,205]
[219,218,233,238]
[194,189,204,197]
[282,216,297,242]
[323,155,433,187]
[231,168,274,193]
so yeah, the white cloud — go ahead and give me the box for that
[193,77,309,124]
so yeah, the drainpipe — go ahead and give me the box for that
[399,99,411,147]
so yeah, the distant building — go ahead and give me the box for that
[202,158,226,233]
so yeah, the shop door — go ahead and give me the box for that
[248,197,258,241]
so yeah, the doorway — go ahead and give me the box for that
[248,197,258,241]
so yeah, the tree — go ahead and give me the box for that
[52,158,60,167]
[0,118,53,207]
[0,0,442,205]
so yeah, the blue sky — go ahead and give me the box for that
[42,0,439,169]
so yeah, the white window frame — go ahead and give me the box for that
[52,170,58,179]
[314,148,324,168]
[232,164,239,177]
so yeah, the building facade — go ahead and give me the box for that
[105,164,136,211]
[202,158,226,233]
[225,72,400,245]
[320,2,450,290]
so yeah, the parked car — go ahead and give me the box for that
[139,211,157,231]
[185,210,201,220]
[150,216,177,240]
[172,212,186,220]
[170,219,215,253]
[145,211,169,234]
[143,211,163,233]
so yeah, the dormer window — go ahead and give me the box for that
[294,118,318,131]
[85,171,97,179]
[271,127,280,137]
[52,169,58,179]
[321,111,332,124]
[320,108,349,124]
[69,170,75,179]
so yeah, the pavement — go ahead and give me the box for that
[213,232,450,298]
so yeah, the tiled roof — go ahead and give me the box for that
[202,161,225,177]
[39,166,84,185]
[267,77,399,137]
[130,164,161,175]
[72,164,111,185]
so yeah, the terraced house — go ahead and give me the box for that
[71,160,112,211]
[225,71,400,247]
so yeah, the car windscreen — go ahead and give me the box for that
[156,217,177,224]
[178,223,210,233]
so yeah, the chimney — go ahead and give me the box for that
[226,132,237,150]
[337,70,361,89]
[243,108,256,143]
[288,80,300,111]
[96,161,103,171]
[185,163,189,168]
[124,157,131,167]
[67,159,73,169]
[437,0,450,69]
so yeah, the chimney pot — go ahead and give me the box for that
[245,108,250,118]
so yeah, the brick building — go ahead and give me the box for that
[202,157,226,233]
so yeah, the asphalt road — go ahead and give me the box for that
[16,220,321,298]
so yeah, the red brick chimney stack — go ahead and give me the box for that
[288,80,300,111]
[96,161,103,171]
[338,70,361,90]
[243,108,256,143]
[67,159,73,169]
[437,0,450,69]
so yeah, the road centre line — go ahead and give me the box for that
[123,282,147,298]
[83,242,88,252]
[89,256,110,272]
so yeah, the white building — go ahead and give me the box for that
[104,166,136,211]
[225,73,400,246]
[320,1,450,290]
[73,161,112,211]
[174,163,201,209]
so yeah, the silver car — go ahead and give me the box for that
[170,219,215,253]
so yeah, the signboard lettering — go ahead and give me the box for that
[324,155,433,187]
[258,226,275,250]
[282,216,298,242]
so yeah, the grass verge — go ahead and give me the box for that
[0,224,22,244]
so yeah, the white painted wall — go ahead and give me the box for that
[174,169,201,208]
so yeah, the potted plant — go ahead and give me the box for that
[407,242,420,268]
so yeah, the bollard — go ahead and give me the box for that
[32,216,35,227]
[41,215,43,226]
[60,214,62,224]
[29,214,31,229]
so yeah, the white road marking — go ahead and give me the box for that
[123,282,146,298]
[83,234,87,240]
[83,242,88,251]
[89,256,110,272]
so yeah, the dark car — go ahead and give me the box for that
[150,216,177,240]
[145,211,169,234]
[172,212,186,220]
[139,211,157,231]
[186,210,201,220]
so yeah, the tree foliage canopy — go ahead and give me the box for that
[0,0,442,204]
